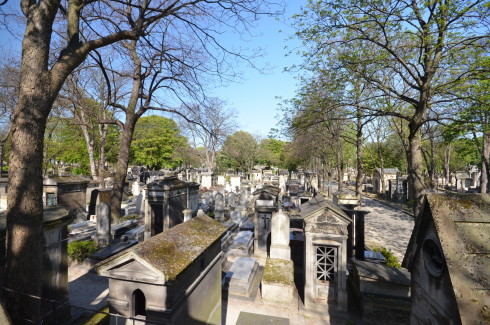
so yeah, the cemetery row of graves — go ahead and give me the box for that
[0,167,488,324]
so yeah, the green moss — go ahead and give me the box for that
[83,306,110,325]
[133,215,227,281]
[262,258,294,285]
[120,214,141,221]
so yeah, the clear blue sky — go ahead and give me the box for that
[0,0,308,139]
[213,1,307,138]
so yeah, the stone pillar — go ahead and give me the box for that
[95,203,111,247]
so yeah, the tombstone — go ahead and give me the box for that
[261,258,294,304]
[94,203,112,247]
[269,211,290,260]
[217,175,226,186]
[214,192,225,222]
[214,192,224,210]
[230,175,241,192]
[227,192,237,209]
[96,216,227,325]
[201,172,214,189]
[131,181,141,196]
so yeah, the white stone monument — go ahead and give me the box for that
[270,210,291,260]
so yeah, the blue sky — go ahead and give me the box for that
[0,0,308,139]
[212,1,307,138]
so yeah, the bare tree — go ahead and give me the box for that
[180,98,237,171]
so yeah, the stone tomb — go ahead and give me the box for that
[43,175,89,213]
[252,185,280,257]
[96,215,227,325]
[300,195,351,313]
[403,193,490,325]
[350,260,410,324]
[223,257,260,298]
[144,177,199,239]
[227,231,254,262]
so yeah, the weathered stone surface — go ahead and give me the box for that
[261,258,294,303]
[223,257,259,297]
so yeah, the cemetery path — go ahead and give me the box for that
[68,262,108,321]
[359,195,415,263]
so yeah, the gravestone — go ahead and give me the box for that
[131,181,141,196]
[228,192,237,209]
[214,192,225,222]
[270,211,290,260]
[223,257,259,298]
[94,203,111,247]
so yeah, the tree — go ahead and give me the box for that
[1,0,278,321]
[130,115,187,170]
[257,138,287,168]
[292,0,490,215]
[221,131,258,171]
[179,98,237,171]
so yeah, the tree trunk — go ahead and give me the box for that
[98,123,108,188]
[355,109,363,202]
[111,120,136,222]
[408,119,426,217]
[480,131,490,193]
[4,7,60,320]
[444,143,451,187]
[79,110,98,180]
[7,87,56,325]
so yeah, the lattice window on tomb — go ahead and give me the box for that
[315,245,337,282]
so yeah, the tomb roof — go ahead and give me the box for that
[96,215,227,283]
[404,193,490,324]
[43,175,90,185]
[374,168,399,174]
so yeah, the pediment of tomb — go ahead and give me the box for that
[96,253,165,284]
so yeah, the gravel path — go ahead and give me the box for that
[360,195,415,262]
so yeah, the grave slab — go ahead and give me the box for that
[223,257,259,298]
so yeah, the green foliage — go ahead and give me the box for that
[220,131,258,171]
[130,115,187,169]
[68,241,99,263]
[257,138,287,168]
[373,247,401,268]
[120,214,140,221]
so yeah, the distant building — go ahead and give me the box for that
[372,168,399,194]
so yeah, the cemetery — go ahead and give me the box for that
[1,165,488,324]
[1,2,489,324]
